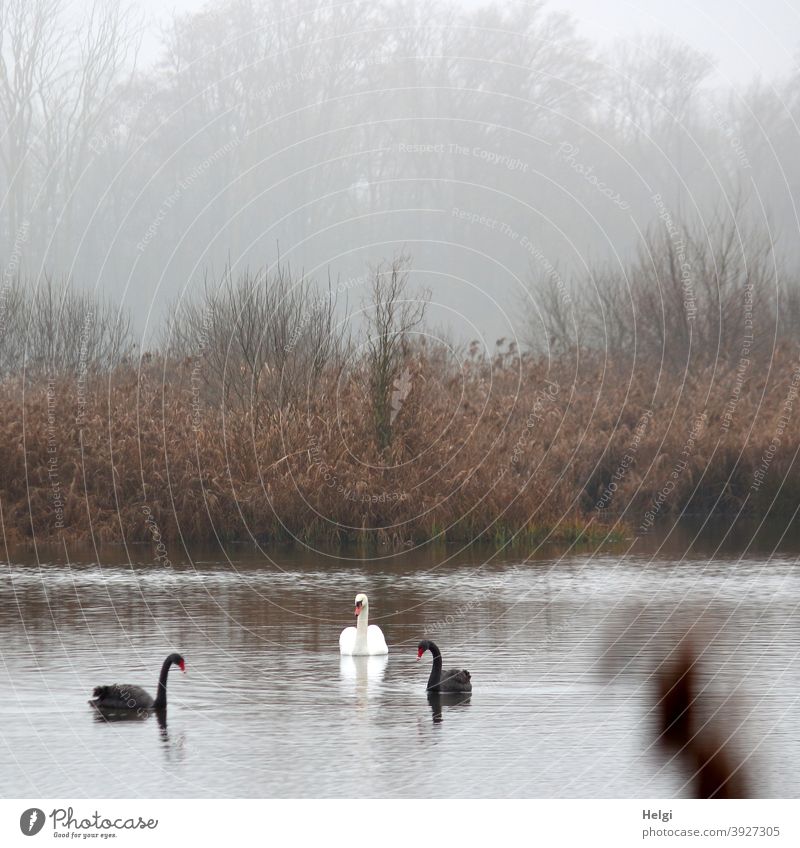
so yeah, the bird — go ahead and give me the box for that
[417,640,471,692]
[89,653,186,713]
[339,593,389,655]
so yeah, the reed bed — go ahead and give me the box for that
[2,342,799,551]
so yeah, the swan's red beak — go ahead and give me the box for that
[178,660,186,672]
[417,647,424,659]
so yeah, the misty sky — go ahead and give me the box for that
[135,0,799,83]
[121,0,800,346]
[7,0,793,350]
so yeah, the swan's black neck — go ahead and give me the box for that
[153,656,173,710]
[426,642,443,690]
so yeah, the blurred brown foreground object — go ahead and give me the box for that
[656,644,748,799]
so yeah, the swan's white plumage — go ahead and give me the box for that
[339,623,389,655]
[339,593,389,655]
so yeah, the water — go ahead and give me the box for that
[2,526,799,798]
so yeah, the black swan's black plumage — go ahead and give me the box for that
[89,653,185,712]
[417,640,472,693]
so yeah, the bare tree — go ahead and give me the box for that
[0,0,60,244]
[0,0,138,269]
[36,1,139,259]
[363,255,428,452]
[166,263,347,420]
[525,199,781,369]
[519,262,577,355]
[600,34,715,142]
[629,200,777,368]
[0,275,133,376]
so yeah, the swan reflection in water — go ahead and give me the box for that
[92,706,168,731]
[339,654,388,707]
[427,691,471,724]
[92,707,187,760]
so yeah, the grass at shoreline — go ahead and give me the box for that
[1,344,798,555]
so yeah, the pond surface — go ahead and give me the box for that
[2,523,799,797]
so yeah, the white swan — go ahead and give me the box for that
[339,593,389,655]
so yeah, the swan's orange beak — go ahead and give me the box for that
[354,603,362,617]
[178,660,186,672]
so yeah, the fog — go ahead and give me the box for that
[1,0,798,348]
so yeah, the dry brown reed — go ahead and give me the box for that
[2,340,798,549]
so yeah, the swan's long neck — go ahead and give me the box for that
[426,642,443,690]
[153,658,172,710]
[354,605,369,650]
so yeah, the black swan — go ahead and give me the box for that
[89,653,185,712]
[417,640,471,693]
